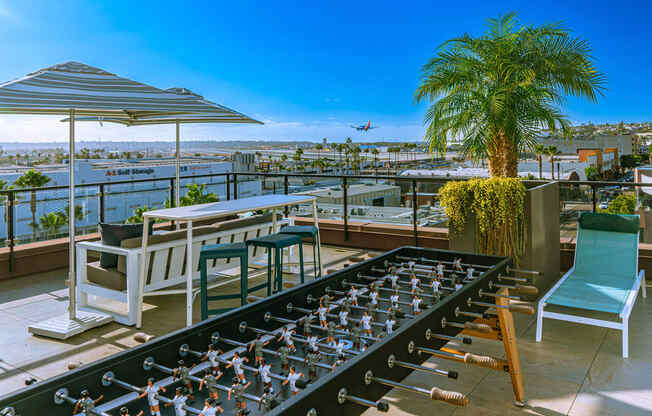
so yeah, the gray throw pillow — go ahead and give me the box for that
[99,223,145,268]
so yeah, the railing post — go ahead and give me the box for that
[226,173,231,201]
[412,179,418,246]
[343,176,349,241]
[284,175,289,217]
[592,184,597,213]
[169,178,176,207]
[233,173,238,200]
[7,191,15,273]
[98,184,105,224]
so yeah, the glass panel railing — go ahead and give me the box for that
[559,183,593,240]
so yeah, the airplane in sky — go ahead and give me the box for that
[350,121,378,132]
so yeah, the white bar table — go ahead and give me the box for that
[139,194,320,328]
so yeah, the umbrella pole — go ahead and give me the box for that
[68,109,76,321]
[175,120,181,209]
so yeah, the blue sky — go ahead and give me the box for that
[0,0,650,143]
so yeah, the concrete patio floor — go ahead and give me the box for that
[0,245,650,416]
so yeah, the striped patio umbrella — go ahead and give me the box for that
[0,61,259,338]
[63,87,262,208]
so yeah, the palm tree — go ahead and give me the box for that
[415,12,605,177]
[39,212,65,239]
[371,148,380,176]
[13,170,51,240]
[315,143,323,160]
[534,144,546,179]
[545,146,561,180]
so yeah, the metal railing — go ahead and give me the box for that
[0,170,644,272]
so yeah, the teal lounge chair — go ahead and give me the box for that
[536,212,647,358]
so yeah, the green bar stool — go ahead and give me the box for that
[199,242,249,320]
[278,225,322,279]
[246,233,305,294]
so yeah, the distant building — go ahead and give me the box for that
[300,183,401,207]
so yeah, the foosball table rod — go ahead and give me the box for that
[337,387,389,413]
[208,331,333,371]
[263,312,377,344]
[386,354,458,379]
[395,255,491,270]
[53,388,109,416]
[363,370,468,406]
[409,341,508,372]
[424,329,472,345]
[489,281,538,297]
[347,277,445,299]
[441,316,492,333]
[467,297,535,315]
[101,372,202,415]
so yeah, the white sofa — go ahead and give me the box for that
[76,214,290,326]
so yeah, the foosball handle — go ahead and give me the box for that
[463,353,504,371]
[507,304,535,315]
[514,284,538,296]
[463,322,492,333]
[429,387,469,406]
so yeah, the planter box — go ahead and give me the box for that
[449,181,560,300]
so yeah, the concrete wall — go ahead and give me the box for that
[539,135,632,156]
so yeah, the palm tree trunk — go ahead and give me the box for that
[538,156,543,179]
[503,139,518,178]
[550,159,555,180]
[30,190,37,240]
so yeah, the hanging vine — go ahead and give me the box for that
[439,178,527,264]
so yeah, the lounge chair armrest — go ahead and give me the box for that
[76,241,136,256]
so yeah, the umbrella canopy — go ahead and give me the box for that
[0,62,235,117]
[0,61,256,336]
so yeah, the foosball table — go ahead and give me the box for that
[0,246,539,416]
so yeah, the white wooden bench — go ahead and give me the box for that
[75,215,291,326]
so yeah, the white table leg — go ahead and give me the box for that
[312,200,322,276]
[137,216,150,329]
[186,221,193,327]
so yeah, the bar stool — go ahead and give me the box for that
[199,242,251,320]
[278,225,322,279]
[246,233,305,294]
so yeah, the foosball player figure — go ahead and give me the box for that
[304,350,320,380]
[276,344,290,376]
[228,377,251,416]
[315,303,328,328]
[226,352,248,383]
[73,389,104,415]
[351,321,363,350]
[257,359,273,392]
[348,286,359,306]
[248,334,269,365]
[430,274,441,302]
[338,308,349,331]
[331,352,346,371]
[453,274,463,291]
[258,387,277,414]
[436,262,444,278]
[201,343,224,372]
[334,338,346,358]
[138,378,164,416]
[173,360,195,394]
[326,320,337,345]
[320,293,331,309]
[389,289,400,310]
[282,367,305,397]
[466,267,475,280]
[360,310,374,337]
[302,314,313,336]
[388,267,400,289]
[454,258,463,272]
[411,295,423,316]
[342,296,353,314]
[199,398,224,416]
[385,315,396,336]
[277,327,296,352]
[305,333,319,353]
[165,387,193,416]
[366,298,377,317]
[199,369,223,404]
[410,273,420,294]
[119,407,143,416]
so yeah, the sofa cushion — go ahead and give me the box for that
[99,223,147,268]
[87,261,127,291]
